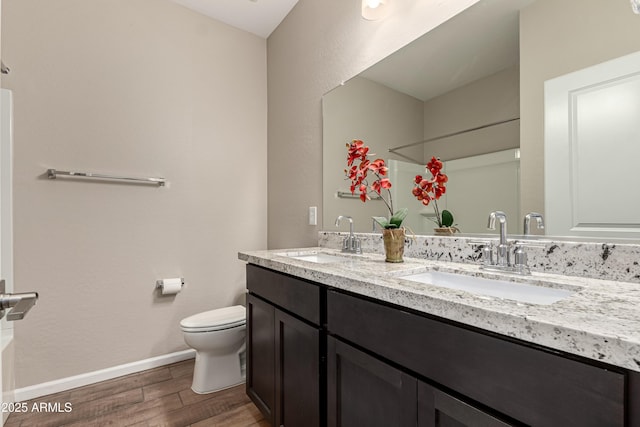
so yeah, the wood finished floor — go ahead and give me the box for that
[5,359,268,427]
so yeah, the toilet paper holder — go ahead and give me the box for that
[156,278,184,295]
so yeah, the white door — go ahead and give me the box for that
[0,88,14,424]
[0,88,38,425]
[545,51,640,238]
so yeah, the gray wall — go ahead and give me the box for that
[2,0,267,388]
[267,0,481,247]
[422,65,519,161]
[322,76,424,232]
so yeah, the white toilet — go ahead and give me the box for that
[180,305,246,394]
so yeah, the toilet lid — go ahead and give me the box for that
[180,305,246,331]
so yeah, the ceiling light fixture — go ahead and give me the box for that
[632,0,640,14]
[362,0,391,21]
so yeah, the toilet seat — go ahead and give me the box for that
[180,305,246,333]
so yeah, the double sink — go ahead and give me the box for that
[276,250,579,306]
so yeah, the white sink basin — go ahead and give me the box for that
[398,270,577,305]
[277,251,352,264]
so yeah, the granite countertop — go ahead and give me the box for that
[239,247,640,372]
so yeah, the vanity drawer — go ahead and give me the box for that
[246,264,321,325]
[327,290,625,426]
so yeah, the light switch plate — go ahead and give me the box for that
[308,206,317,226]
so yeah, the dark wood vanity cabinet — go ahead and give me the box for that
[246,264,640,427]
[246,265,323,427]
[327,289,627,427]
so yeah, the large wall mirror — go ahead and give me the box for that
[322,0,640,238]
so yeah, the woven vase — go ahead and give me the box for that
[382,228,405,263]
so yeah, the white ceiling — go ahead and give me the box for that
[170,0,299,38]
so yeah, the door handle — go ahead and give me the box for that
[0,279,38,321]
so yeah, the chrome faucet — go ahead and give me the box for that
[479,211,545,275]
[487,211,509,266]
[335,215,361,254]
[524,212,545,236]
[511,212,545,275]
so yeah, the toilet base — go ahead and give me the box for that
[190,350,245,394]
[191,379,245,395]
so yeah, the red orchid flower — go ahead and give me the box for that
[347,139,371,166]
[413,156,451,227]
[371,177,391,194]
[344,140,395,219]
[368,159,388,176]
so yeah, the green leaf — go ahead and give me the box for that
[441,210,454,227]
[372,216,390,228]
[389,208,408,228]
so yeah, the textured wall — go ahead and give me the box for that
[266,0,481,249]
[2,0,267,388]
[322,76,424,233]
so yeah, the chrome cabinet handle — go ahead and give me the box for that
[0,279,38,321]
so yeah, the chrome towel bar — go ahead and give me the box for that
[336,190,382,200]
[47,169,165,186]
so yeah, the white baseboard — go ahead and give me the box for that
[14,349,196,402]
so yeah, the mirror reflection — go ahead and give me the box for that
[387,150,520,235]
[322,0,640,237]
[323,0,526,234]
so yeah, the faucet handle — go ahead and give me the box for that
[468,239,490,246]
[512,239,546,249]
[511,239,545,274]
[351,238,362,254]
[481,245,494,267]
[467,240,495,266]
[513,244,530,275]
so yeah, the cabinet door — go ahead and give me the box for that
[246,293,275,425]
[327,336,417,427]
[418,382,514,427]
[274,309,321,427]
[328,290,624,426]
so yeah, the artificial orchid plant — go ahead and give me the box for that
[345,139,408,229]
[412,156,454,228]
